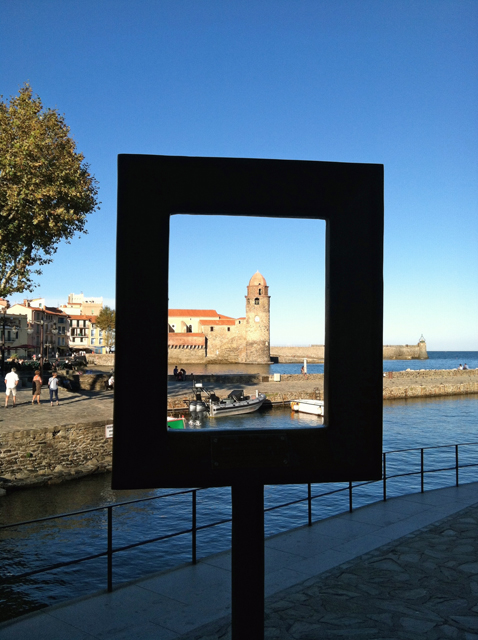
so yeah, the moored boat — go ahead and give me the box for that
[290,399,324,416]
[191,384,266,418]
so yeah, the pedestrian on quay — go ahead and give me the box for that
[32,370,42,405]
[458,364,463,370]
[173,365,179,379]
[48,372,60,406]
[4,367,19,408]
[301,365,308,379]
[463,363,469,370]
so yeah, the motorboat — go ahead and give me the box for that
[190,383,266,418]
[290,399,324,416]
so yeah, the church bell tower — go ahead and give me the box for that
[245,271,271,363]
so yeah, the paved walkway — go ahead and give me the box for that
[0,387,114,433]
[1,483,477,639]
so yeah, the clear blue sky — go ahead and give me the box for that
[2,0,477,349]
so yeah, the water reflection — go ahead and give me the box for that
[184,407,324,429]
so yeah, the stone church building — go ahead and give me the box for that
[168,271,271,364]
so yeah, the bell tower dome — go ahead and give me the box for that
[245,271,271,363]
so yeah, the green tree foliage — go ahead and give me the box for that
[96,306,115,349]
[0,84,99,297]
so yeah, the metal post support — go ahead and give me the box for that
[192,490,197,565]
[231,483,264,640]
[308,483,312,526]
[107,506,113,592]
[420,449,424,493]
[348,481,353,512]
[383,453,387,501]
[455,445,459,487]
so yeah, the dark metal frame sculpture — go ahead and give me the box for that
[112,155,383,489]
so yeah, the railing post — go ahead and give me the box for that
[383,453,386,501]
[307,483,312,526]
[192,490,197,565]
[107,506,113,592]
[348,481,353,512]
[455,445,459,487]
[421,448,424,493]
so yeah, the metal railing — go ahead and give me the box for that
[1,441,477,595]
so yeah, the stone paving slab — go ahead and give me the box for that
[0,387,114,434]
[180,501,478,640]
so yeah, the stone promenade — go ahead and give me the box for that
[0,386,114,435]
[183,499,478,640]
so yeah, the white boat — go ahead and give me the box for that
[190,384,266,418]
[290,399,324,416]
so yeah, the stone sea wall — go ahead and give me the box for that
[272,343,429,362]
[0,420,112,490]
[270,346,325,362]
[87,354,115,366]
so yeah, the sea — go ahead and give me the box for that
[1,351,477,622]
[169,351,478,376]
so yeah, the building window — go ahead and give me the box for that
[227,327,230,332]
[91,329,95,337]
[99,338,103,345]
[210,326,214,332]
[254,298,259,305]
[259,288,262,295]
[91,339,95,345]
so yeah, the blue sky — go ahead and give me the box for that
[2,0,477,349]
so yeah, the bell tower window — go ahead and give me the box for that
[254,298,259,305]
[258,288,262,295]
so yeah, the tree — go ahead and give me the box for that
[96,306,115,351]
[0,84,99,297]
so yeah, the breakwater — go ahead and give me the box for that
[271,341,428,362]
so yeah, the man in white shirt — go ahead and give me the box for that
[4,367,19,407]
[48,372,60,406]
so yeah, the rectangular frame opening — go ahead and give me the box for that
[113,155,383,488]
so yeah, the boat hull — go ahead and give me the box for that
[291,399,324,416]
[209,394,266,418]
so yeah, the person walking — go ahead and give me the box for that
[48,372,60,406]
[4,367,19,407]
[32,369,42,405]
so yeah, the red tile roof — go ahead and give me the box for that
[168,309,220,318]
[168,333,206,346]
[198,319,236,326]
[65,314,98,322]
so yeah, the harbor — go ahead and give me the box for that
[1,395,477,629]
[1,364,478,490]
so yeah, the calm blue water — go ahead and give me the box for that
[1,373,477,621]
[172,351,478,376]
[270,351,478,375]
